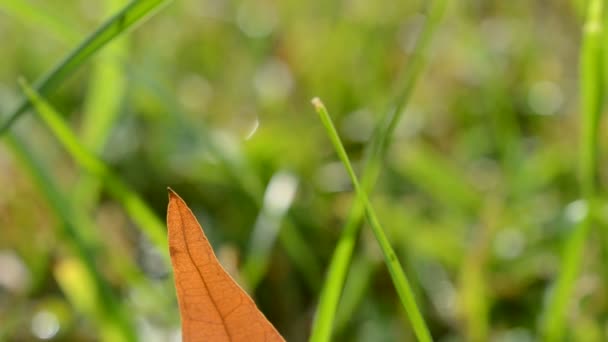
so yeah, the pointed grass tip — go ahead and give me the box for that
[311,97,325,111]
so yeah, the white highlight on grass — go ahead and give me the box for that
[31,310,59,340]
[249,171,299,260]
[0,251,30,293]
[565,199,588,223]
[137,317,182,342]
[263,171,299,216]
[244,117,260,140]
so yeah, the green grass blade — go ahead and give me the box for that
[542,0,604,339]
[0,0,79,44]
[0,0,171,134]
[382,0,448,139]
[579,3,604,201]
[70,3,158,293]
[309,1,447,340]
[312,98,432,342]
[4,132,136,342]
[18,79,169,261]
[333,254,378,333]
[459,204,495,342]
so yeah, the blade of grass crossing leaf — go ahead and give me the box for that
[4,132,136,342]
[18,79,169,261]
[309,1,447,340]
[0,0,171,134]
[0,0,80,44]
[542,0,604,340]
[312,98,432,342]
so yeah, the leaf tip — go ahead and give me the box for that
[167,187,183,212]
[167,187,179,199]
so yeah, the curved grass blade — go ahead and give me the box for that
[0,0,171,134]
[18,79,168,261]
[312,98,432,342]
[542,0,604,339]
[309,1,447,340]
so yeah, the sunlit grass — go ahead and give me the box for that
[313,97,432,342]
[1,1,606,340]
[309,1,447,340]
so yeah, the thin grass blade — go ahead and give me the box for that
[542,0,604,339]
[0,0,171,134]
[312,98,432,342]
[309,1,447,340]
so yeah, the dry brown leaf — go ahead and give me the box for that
[167,188,285,342]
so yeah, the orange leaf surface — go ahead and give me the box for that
[167,189,285,342]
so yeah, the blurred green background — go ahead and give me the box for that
[0,0,606,341]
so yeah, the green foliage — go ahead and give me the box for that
[1,1,606,341]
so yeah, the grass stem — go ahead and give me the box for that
[542,0,604,339]
[312,98,432,342]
